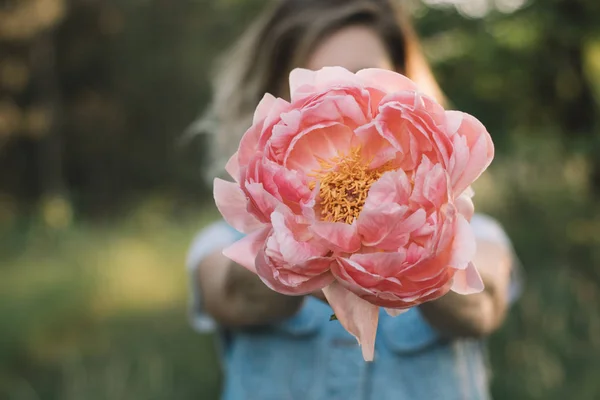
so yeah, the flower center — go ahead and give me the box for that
[309,148,392,224]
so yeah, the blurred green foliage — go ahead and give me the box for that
[1,0,600,399]
[0,201,222,399]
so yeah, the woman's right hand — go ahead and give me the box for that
[197,250,304,328]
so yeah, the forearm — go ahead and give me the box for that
[221,264,305,327]
[198,251,304,328]
[420,240,512,338]
[419,290,504,337]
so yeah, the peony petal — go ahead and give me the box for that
[257,98,293,150]
[357,68,418,95]
[271,269,335,295]
[237,125,262,168]
[290,256,334,276]
[271,167,313,211]
[300,181,320,222]
[313,67,360,89]
[289,67,360,100]
[422,164,451,209]
[363,170,412,210]
[445,111,494,195]
[283,123,354,173]
[455,190,475,221]
[255,249,334,295]
[330,258,377,297]
[270,210,326,265]
[449,214,477,270]
[253,93,277,125]
[451,261,484,295]
[410,157,450,209]
[358,206,424,250]
[225,152,240,182]
[448,134,469,187]
[214,178,263,234]
[445,109,463,135]
[354,123,398,169]
[335,256,388,288]
[222,226,271,273]
[399,249,448,283]
[322,281,380,361]
[384,308,408,317]
[454,133,491,195]
[238,97,291,168]
[418,93,447,126]
[349,252,409,278]
[244,182,281,223]
[374,92,454,171]
[310,221,361,254]
[292,91,369,130]
[289,68,318,97]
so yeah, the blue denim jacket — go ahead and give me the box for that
[187,215,521,400]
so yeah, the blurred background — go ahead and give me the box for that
[1,0,600,399]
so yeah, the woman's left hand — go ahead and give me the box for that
[419,237,513,337]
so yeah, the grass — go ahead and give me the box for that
[0,199,223,400]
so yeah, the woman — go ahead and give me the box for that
[187,1,521,399]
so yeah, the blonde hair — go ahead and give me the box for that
[188,0,444,182]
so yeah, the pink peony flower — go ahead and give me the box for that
[214,67,494,361]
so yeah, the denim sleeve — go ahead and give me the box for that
[186,220,243,333]
[470,213,524,305]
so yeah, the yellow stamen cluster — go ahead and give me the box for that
[309,148,393,224]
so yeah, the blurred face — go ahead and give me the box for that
[306,25,395,73]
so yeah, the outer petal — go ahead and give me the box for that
[238,98,291,168]
[244,182,281,223]
[272,168,313,211]
[257,97,293,150]
[289,67,360,100]
[348,252,410,278]
[310,221,361,254]
[358,206,424,250]
[256,249,334,295]
[455,189,475,221]
[270,210,327,266]
[445,111,495,195]
[253,93,277,125]
[451,261,484,294]
[243,157,313,212]
[449,214,477,270]
[214,178,263,234]
[322,281,380,362]
[331,258,380,297]
[356,68,418,95]
[410,157,450,209]
[335,256,388,289]
[225,152,240,182]
[385,308,408,317]
[222,226,271,273]
[289,68,317,97]
[374,92,453,170]
[237,125,262,169]
[398,250,448,283]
